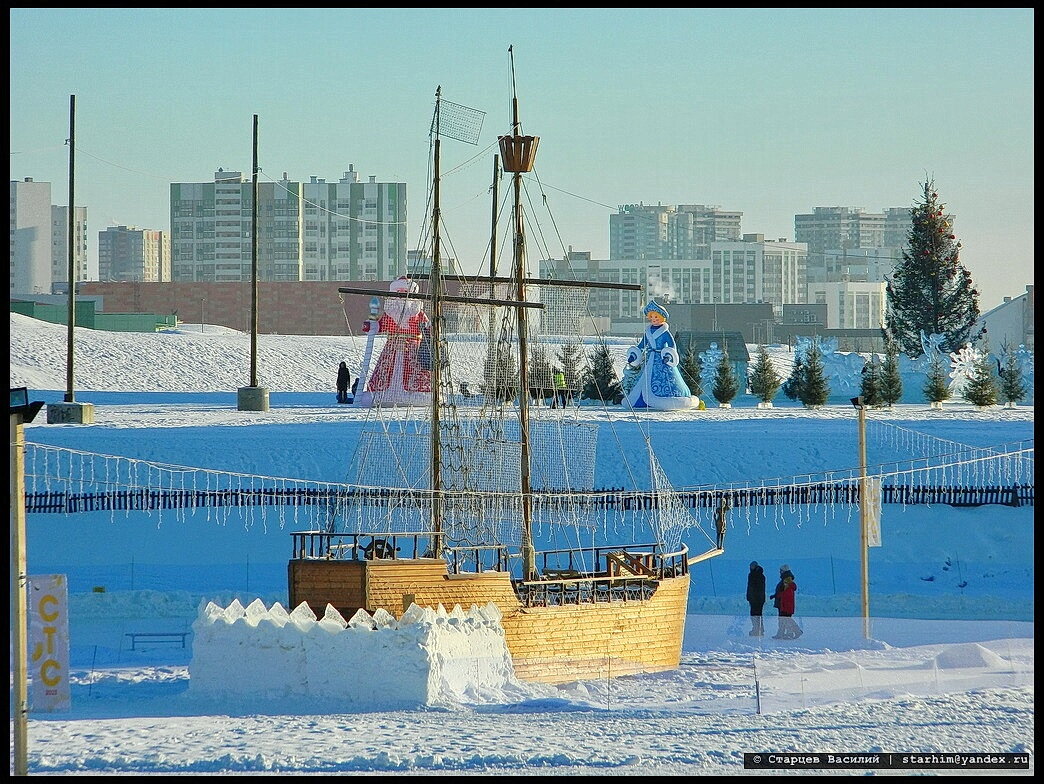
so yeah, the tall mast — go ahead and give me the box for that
[430,87,445,553]
[498,45,540,581]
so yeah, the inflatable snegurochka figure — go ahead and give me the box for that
[354,276,432,408]
[624,299,698,410]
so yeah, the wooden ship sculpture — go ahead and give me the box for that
[289,49,724,684]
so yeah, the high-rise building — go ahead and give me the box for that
[51,205,91,287]
[610,203,742,261]
[10,177,53,296]
[98,225,171,282]
[795,205,936,287]
[170,166,406,283]
[540,235,805,330]
[10,178,90,296]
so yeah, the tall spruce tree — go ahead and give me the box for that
[798,339,830,406]
[923,353,951,404]
[997,345,1028,406]
[679,341,703,397]
[859,355,881,407]
[879,337,904,407]
[886,178,982,356]
[582,341,623,403]
[712,345,739,405]
[747,345,781,404]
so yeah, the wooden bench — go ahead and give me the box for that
[125,632,190,651]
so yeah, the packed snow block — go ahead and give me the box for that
[188,599,521,708]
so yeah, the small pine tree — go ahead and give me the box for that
[528,344,554,403]
[582,341,623,403]
[798,340,830,406]
[962,345,999,407]
[923,354,951,404]
[712,346,739,405]
[879,337,904,407]
[859,355,881,407]
[782,353,806,401]
[482,344,518,403]
[997,347,1028,406]
[556,339,585,395]
[679,341,703,397]
[747,345,781,404]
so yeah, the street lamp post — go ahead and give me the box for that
[200,298,205,334]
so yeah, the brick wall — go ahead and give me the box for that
[79,281,402,336]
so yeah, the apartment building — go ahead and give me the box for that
[98,225,171,282]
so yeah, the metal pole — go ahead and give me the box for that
[11,415,30,776]
[64,94,76,403]
[200,298,205,333]
[857,402,870,638]
[250,114,259,388]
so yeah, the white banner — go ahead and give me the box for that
[866,477,882,547]
[28,574,71,712]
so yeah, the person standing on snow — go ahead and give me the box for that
[746,561,766,636]
[771,567,802,639]
[336,361,351,404]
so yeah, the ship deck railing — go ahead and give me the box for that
[290,533,688,601]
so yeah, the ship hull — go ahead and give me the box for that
[288,558,689,684]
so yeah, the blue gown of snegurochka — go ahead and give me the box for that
[624,322,696,410]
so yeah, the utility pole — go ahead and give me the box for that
[852,395,871,638]
[237,113,269,411]
[11,388,45,776]
[47,94,93,425]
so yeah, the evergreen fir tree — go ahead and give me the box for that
[962,343,999,407]
[747,345,781,404]
[885,178,982,356]
[997,345,1028,406]
[527,344,554,403]
[782,353,806,401]
[581,341,623,403]
[712,346,739,405]
[859,355,881,407]
[556,338,585,395]
[482,343,518,403]
[679,340,703,397]
[923,354,951,404]
[798,339,830,406]
[879,337,904,407]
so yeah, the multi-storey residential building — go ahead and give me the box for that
[610,203,742,261]
[98,225,171,282]
[795,205,936,289]
[10,177,53,296]
[540,235,805,330]
[10,179,91,296]
[806,279,888,330]
[50,205,91,288]
[170,166,406,283]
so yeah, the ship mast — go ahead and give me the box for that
[499,45,540,582]
[430,87,445,554]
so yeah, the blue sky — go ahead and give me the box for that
[10,8,1033,310]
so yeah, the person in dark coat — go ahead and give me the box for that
[746,561,766,636]
[336,361,350,404]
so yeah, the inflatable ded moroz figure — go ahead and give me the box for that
[354,276,432,408]
[624,299,698,410]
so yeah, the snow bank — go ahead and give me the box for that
[188,598,530,708]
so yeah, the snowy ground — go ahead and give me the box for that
[9,314,1035,775]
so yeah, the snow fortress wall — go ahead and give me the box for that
[188,598,521,707]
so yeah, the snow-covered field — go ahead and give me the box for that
[9,314,1034,775]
